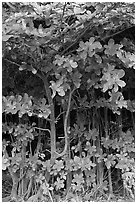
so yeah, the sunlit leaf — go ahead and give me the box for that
[116,79,126,88]
[31,68,37,74]
[69,60,78,68]
[50,77,65,98]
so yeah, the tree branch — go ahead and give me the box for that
[61,21,94,55]
[6,2,16,10]
[101,25,135,42]
[60,2,67,30]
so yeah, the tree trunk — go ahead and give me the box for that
[9,169,19,201]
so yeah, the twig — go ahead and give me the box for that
[55,111,66,122]
[34,127,51,134]
[4,58,20,67]
[42,149,51,154]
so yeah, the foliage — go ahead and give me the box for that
[2,2,135,202]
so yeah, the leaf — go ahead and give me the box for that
[84,131,92,140]
[42,160,51,172]
[19,63,37,74]
[117,98,127,109]
[2,34,13,41]
[69,60,78,68]
[53,160,64,172]
[3,95,18,114]
[77,38,102,60]
[117,51,135,68]
[74,156,81,164]
[19,64,27,71]
[117,69,125,78]
[25,129,34,139]
[31,68,37,74]
[50,77,65,98]
[55,177,65,190]
[101,181,108,191]
[90,128,99,140]
[54,55,66,66]
[95,54,102,63]
[113,83,118,92]
[80,51,88,61]
[88,37,102,54]
[72,173,84,191]
[104,154,116,169]
[57,86,66,96]
[72,173,84,185]
[71,71,82,88]
[115,159,129,170]
[116,79,126,88]
[77,41,89,60]
[104,39,123,56]
[31,2,43,15]
[101,65,126,92]
[59,171,67,180]
[108,91,127,111]
[2,156,10,170]
[36,98,51,119]
[81,157,95,170]
[12,164,19,173]
[41,183,48,195]
[77,41,87,52]
[74,7,85,14]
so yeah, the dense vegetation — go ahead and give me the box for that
[2,2,135,202]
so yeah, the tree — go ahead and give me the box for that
[2,2,135,202]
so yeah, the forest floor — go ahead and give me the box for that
[2,172,135,202]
